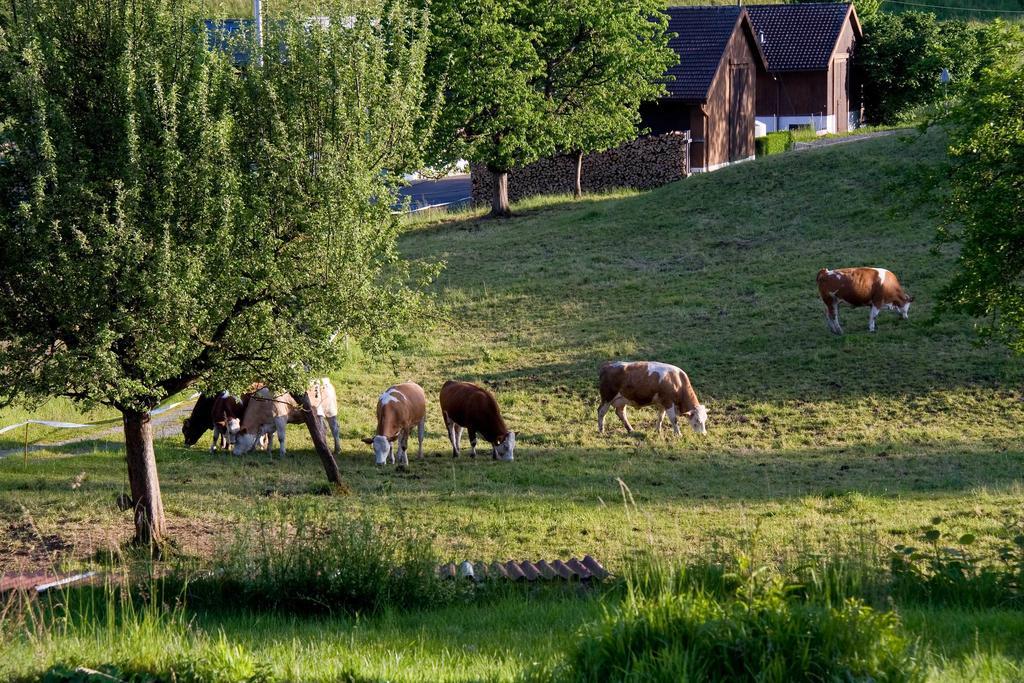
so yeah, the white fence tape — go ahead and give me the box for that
[0,393,200,436]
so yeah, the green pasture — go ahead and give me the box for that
[2,129,1023,681]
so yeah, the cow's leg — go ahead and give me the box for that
[210,426,220,453]
[274,417,288,458]
[824,296,842,335]
[612,397,634,433]
[597,401,611,433]
[326,415,341,457]
[417,418,425,459]
[668,405,681,436]
[468,429,478,458]
[444,414,459,457]
[655,407,666,434]
[869,303,880,332]
[398,429,410,467]
[388,440,395,465]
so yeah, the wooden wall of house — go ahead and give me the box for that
[829,16,858,131]
[755,11,860,131]
[703,21,759,168]
[756,71,828,120]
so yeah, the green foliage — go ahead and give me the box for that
[0,0,434,412]
[935,55,1024,355]
[425,0,554,173]
[174,505,458,615]
[563,571,922,683]
[755,131,792,157]
[857,13,1023,124]
[424,0,675,173]
[890,514,1024,609]
[538,0,677,159]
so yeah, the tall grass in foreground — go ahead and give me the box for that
[172,505,460,616]
[553,556,923,683]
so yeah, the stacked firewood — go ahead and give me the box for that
[470,132,691,205]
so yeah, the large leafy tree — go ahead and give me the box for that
[425,0,674,216]
[0,0,432,548]
[857,12,1019,124]
[936,52,1024,355]
[425,0,551,217]
[537,0,675,199]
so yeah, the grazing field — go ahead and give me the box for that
[2,129,1023,681]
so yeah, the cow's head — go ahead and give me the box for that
[361,435,392,465]
[182,418,204,447]
[226,418,241,443]
[686,404,708,435]
[493,431,516,462]
[232,428,260,456]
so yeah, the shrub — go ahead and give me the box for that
[174,506,458,616]
[755,131,791,157]
[563,579,922,683]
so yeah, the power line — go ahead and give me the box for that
[881,0,1024,14]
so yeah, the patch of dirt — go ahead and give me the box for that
[0,521,73,572]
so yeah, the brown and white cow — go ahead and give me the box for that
[439,381,516,461]
[597,361,708,435]
[361,382,427,466]
[209,391,244,452]
[817,267,913,334]
[231,378,340,458]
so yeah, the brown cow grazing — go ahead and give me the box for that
[817,267,913,334]
[361,382,427,466]
[209,391,244,452]
[597,361,708,435]
[439,381,516,461]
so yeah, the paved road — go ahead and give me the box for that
[396,175,472,212]
[792,128,907,152]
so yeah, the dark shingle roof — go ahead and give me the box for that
[746,3,857,72]
[662,6,744,102]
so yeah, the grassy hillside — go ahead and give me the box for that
[2,129,1023,681]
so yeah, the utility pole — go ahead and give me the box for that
[254,0,264,67]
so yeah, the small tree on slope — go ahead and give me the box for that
[426,0,674,215]
[538,0,675,199]
[0,0,433,548]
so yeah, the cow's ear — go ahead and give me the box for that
[361,436,375,444]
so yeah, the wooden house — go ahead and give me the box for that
[640,6,768,172]
[746,3,862,134]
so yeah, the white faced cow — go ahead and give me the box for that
[598,361,708,435]
[231,378,340,458]
[362,382,427,467]
[439,381,516,461]
[817,267,913,334]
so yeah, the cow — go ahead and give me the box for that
[209,392,244,452]
[182,393,218,447]
[817,267,913,334]
[439,380,516,461]
[597,361,708,436]
[361,382,427,466]
[230,378,340,458]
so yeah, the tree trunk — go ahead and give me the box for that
[293,392,343,485]
[122,410,166,551]
[574,150,584,199]
[489,167,511,218]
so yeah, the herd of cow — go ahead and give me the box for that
[181,266,912,465]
